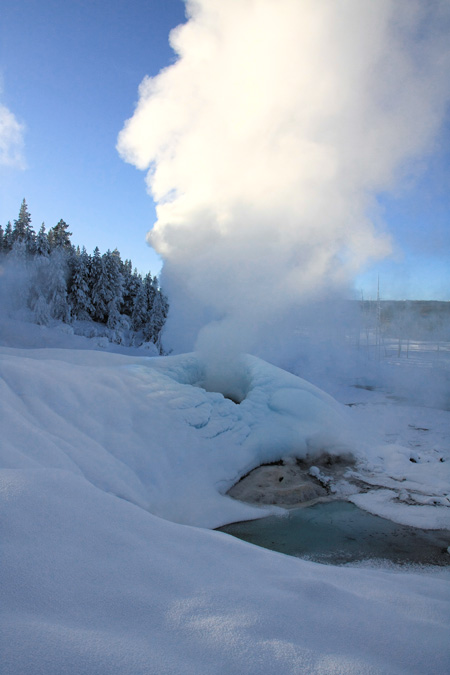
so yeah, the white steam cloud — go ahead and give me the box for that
[0,103,25,169]
[118,0,450,358]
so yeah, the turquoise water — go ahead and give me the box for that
[218,501,450,566]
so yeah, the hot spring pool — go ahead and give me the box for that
[218,501,450,566]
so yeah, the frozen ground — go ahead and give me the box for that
[1,316,449,674]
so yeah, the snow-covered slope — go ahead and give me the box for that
[2,468,449,675]
[1,324,449,674]
[0,345,354,527]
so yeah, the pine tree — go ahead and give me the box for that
[130,277,147,332]
[139,273,169,349]
[88,247,102,319]
[3,222,13,252]
[91,253,109,323]
[144,290,166,345]
[91,249,124,324]
[10,238,28,264]
[47,248,70,321]
[68,246,92,319]
[12,199,31,241]
[1,199,169,345]
[11,199,35,254]
[33,293,51,325]
[36,223,50,256]
[24,225,36,256]
[109,249,125,305]
[48,219,72,250]
[144,272,157,313]
[121,260,141,317]
[29,256,51,322]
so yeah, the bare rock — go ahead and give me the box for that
[228,463,327,506]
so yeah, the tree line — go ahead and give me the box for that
[0,199,169,351]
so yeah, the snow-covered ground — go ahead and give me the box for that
[1,316,449,674]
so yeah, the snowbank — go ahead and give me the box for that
[2,468,449,675]
[0,346,355,527]
[1,336,449,673]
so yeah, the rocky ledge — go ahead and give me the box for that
[227,453,357,507]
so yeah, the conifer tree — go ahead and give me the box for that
[0,202,169,348]
[121,260,141,317]
[10,238,28,264]
[3,222,13,252]
[33,293,51,325]
[131,277,147,332]
[24,226,36,256]
[47,248,70,321]
[88,247,102,320]
[143,272,157,314]
[109,249,125,304]
[48,219,72,250]
[68,246,92,319]
[105,249,125,326]
[36,223,50,256]
[91,249,124,324]
[13,198,32,242]
[144,290,167,345]
[29,255,51,321]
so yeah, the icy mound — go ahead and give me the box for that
[0,347,355,527]
[2,344,449,529]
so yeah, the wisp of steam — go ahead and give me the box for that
[118,0,450,365]
[0,102,25,169]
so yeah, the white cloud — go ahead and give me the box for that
[118,0,450,357]
[0,103,25,169]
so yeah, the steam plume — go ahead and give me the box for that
[118,0,450,358]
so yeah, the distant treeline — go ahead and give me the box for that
[0,199,169,350]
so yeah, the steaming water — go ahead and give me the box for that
[118,1,450,359]
[218,501,450,567]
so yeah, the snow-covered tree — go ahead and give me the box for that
[144,289,168,348]
[46,248,70,321]
[3,222,13,252]
[68,246,92,320]
[121,260,142,317]
[10,238,28,265]
[0,202,169,348]
[91,249,124,324]
[11,199,35,255]
[48,219,72,250]
[12,199,32,242]
[130,277,147,332]
[32,292,51,326]
[36,223,50,257]
[144,273,158,310]
[106,249,124,313]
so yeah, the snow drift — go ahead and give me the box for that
[2,467,449,675]
[0,346,354,527]
[1,331,449,673]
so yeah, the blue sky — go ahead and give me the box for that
[1,0,449,299]
[357,122,450,300]
[0,0,186,275]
